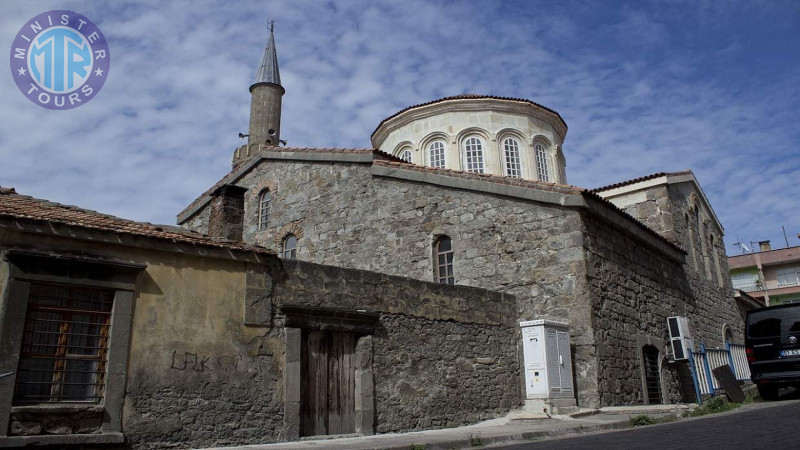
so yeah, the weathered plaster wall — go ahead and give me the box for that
[122,254,281,449]
[0,231,280,449]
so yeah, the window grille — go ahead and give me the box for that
[435,237,454,284]
[463,137,484,173]
[399,149,412,163]
[258,189,271,231]
[14,283,113,404]
[282,234,298,260]
[535,144,550,182]
[428,141,446,168]
[503,138,521,177]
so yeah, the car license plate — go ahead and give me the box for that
[780,349,800,357]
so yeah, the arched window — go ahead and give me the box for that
[503,138,522,177]
[428,141,446,168]
[435,236,454,284]
[258,189,271,231]
[685,213,696,269]
[463,136,484,173]
[535,143,550,182]
[722,324,733,343]
[399,148,412,163]
[282,234,297,260]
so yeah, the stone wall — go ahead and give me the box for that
[581,207,743,406]
[226,158,599,405]
[273,260,521,433]
[1,227,521,449]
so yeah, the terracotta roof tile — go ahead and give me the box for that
[591,170,693,193]
[371,94,567,138]
[373,159,586,195]
[0,188,273,255]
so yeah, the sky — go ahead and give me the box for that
[1,0,798,256]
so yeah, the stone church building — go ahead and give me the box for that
[0,29,742,449]
[181,27,742,407]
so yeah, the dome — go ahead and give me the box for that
[371,95,568,184]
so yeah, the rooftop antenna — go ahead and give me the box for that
[783,226,790,248]
[732,236,750,254]
[270,19,275,33]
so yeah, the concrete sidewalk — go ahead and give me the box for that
[203,404,695,450]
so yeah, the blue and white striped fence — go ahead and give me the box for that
[688,342,750,404]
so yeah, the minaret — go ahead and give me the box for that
[248,22,284,147]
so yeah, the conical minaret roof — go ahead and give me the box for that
[251,24,281,91]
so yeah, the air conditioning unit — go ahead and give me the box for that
[667,316,694,360]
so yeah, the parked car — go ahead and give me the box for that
[745,304,800,400]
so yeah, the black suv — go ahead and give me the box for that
[746,304,800,400]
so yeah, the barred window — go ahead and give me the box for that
[258,189,271,231]
[503,138,522,177]
[463,136,484,173]
[435,237,454,285]
[428,141,446,168]
[14,283,113,404]
[535,144,550,182]
[282,234,298,260]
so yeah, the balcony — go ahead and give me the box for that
[734,283,763,293]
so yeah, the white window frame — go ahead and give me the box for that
[258,189,271,231]
[776,267,800,287]
[502,137,522,178]
[462,136,485,174]
[535,143,551,182]
[282,234,298,260]
[398,148,412,163]
[428,141,446,168]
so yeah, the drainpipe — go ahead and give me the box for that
[755,252,769,306]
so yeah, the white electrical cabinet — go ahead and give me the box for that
[520,320,575,400]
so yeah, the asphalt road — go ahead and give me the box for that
[495,398,800,449]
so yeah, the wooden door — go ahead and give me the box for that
[301,330,356,437]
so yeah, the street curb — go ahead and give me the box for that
[388,419,633,450]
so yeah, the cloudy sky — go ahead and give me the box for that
[1,0,798,255]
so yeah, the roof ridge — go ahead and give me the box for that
[372,159,586,194]
[0,190,274,255]
[591,170,694,193]
[371,94,567,138]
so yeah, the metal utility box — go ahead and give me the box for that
[521,320,575,408]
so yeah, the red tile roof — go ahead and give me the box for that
[591,170,693,193]
[0,187,274,255]
[371,94,567,139]
[373,159,585,195]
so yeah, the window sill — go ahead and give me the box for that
[0,432,124,447]
[10,404,104,414]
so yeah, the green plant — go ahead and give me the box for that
[410,444,426,450]
[683,396,741,417]
[630,414,656,426]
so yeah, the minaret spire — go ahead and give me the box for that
[251,21,282,90]
[248,21,285,147]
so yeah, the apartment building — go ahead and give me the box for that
[729,241,800,306]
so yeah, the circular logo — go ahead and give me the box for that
[10,10,110,110]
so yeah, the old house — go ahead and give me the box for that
[0,28,743,449]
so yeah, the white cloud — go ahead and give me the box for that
[0,0,797,254]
